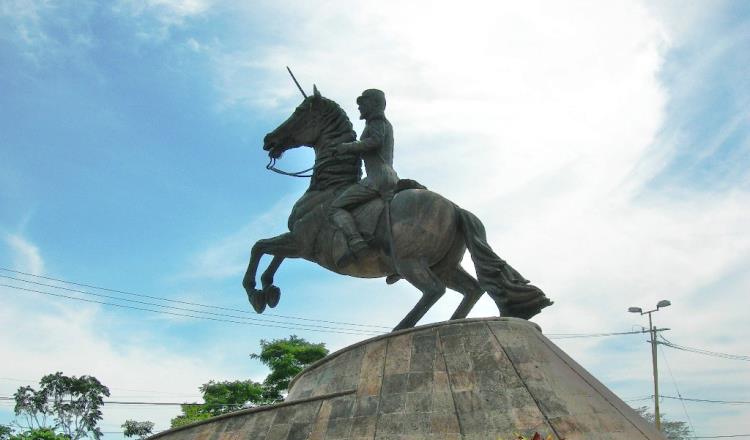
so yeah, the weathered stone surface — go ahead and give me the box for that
[149,317,665,440]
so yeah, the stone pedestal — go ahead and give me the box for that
[150,317,665,440]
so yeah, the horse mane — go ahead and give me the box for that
[309,98,361,191]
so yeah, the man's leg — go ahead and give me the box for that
[329,184,379,266]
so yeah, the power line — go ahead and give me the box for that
[624,396,654,402]
[4,394,748,438]
[691,435,750,439]
[661,395,750,405]
[0,267,391,330]
[0,396,257,407]
[7,393,748,407]
[659,343,696,434]
[1,283,380,336]
[546,329,668,339]
[0,377,201,398]
[624,394,750,405]
[0,275,381,335]
[2,268,684,339]
[659,335,750,361]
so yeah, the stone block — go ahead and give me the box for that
[149,318,667,440]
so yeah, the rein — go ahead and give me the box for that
[265,157,314,178]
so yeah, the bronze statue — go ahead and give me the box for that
[330,88,398,267]
[243,84,552,331]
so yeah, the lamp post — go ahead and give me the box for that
[628,299,671,431]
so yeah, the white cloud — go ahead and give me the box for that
[0,0,98,65]
[114,0,212,41]
[0,0,51,59]
[4,234,44,275]
[188,0,750,434]
[6,0,742,435]
[180,195,297,280]
[0,294,218,432]
[0,237,259,434]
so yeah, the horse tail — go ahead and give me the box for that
[455,206,553,319]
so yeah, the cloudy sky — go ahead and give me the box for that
[1,0,748,438]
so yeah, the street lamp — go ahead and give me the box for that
[629,300,671,431]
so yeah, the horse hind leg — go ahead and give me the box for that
[393,259,446,331]
[444,266,484,320]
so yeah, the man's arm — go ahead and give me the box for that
[335,120,386,155]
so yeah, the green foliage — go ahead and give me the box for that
[250,335,328,400]
[0,425,13,440]
[169,403,214,429]
[121,420,154,439]
[12,372,110,440]
[633,406,692,440]
[170,335,328,428]
[200,380,271,414]
[1,428,70,440]
[168,379,269,428]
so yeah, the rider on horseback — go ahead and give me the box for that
[330,89,399,267]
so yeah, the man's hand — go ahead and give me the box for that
[331,143,349,156]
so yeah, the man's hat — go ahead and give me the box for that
[357,89,386,109]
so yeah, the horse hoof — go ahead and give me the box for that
[249,289,267,313]
[264,285,281,308]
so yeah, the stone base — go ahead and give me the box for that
[150,317,665,440]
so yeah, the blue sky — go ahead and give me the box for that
[1,0,749,438]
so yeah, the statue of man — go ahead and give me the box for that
[330,89,399,267]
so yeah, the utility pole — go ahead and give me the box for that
[629,299,671,431]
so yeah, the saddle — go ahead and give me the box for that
[332,179,426,268]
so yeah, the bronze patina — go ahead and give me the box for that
[243,84,552,331]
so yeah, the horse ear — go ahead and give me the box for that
[313,84,321,98]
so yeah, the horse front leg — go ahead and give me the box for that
[260,256,284,308]
[242,233,299,313]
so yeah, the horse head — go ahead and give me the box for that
[264,85,331,159]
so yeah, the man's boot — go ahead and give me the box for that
[331,209,368,267]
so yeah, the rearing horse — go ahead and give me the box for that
[242,87,552,330]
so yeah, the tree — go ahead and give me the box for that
[6,429,70,440]
[250,335,328,400]
[0,425,69,440]
[169,380,269,428]
[0,425,13,440]
[633,406,692,440]
[13,372,110,440]
[121,420,154,440]
[169,403,213,429]
[170,336,328,428]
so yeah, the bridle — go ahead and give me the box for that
[265,157,314,178]
[264,67,319,179]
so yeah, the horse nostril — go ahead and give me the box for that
[270,148,283,159]
[263,134,274,150]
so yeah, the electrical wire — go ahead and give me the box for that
[0,267,391,330]
[658,335,750,361]
[6,394,748,406]
[0,378,201,398]
[0,275,381,335]
[691,435,750,439]
[2,268,683,339]
[659,343,696,434]
[546,329,666,339]
[623,396,653,402]
[0,396,258,408]
[0,283,381,336]
[660,395,750,405]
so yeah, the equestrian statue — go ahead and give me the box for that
[242,74,552,331]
